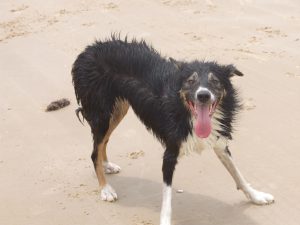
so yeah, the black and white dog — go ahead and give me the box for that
[72,36,274,225]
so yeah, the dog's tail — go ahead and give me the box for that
[75,107,85,125]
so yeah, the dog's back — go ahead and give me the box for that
[72,37,174,103]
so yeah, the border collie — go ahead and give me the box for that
[72,36,274,225]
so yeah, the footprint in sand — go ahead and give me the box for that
[184,32,222,42]
[132,214,154,225]
[256,26,287,38]
[0,18,29,42]
[184,33,202,41]
[81,22,96,27]
[243,98,256,111]
[248,36,262,44]
[127,150,145,159]
[286,72,300,78]
[224,48,255,56]
[10,5,29,13]
[102,2,119,10]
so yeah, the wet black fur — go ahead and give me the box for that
[71,36,241,185]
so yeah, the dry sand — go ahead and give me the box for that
[1,0,300,224]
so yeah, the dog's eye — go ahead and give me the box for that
[187,78,195,85]
[185,72,198,86]
[209,76,220,86]
[208,73,220,86]
[211,78,219,85]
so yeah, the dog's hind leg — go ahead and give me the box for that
[90,98,129,202]
[101,98,129,174]
[213,137,274,205]
[91,119,117,202]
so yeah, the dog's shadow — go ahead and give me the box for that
[110,175,258,225]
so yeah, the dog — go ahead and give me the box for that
[72,36,274,225]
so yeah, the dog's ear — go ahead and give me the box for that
[170,57,183,70]
[225,64,244,78]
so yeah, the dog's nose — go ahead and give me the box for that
[197,91,211,103]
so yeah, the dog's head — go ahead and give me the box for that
[171,58,243,138]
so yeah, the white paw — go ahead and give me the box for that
[247,188,275,205]
[103,162,121,174]
[101,184,118,202]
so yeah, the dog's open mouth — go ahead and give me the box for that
[188,101,218,138]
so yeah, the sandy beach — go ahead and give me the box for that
[1,0,300,224]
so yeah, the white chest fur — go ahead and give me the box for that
[179,131,219,157]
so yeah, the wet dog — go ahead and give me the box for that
[72,36,274,225]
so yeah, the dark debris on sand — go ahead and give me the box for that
[45,98,70,112]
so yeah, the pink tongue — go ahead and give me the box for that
[195,105,211,138]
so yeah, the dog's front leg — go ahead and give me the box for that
[160,146,179,225]
[213,137,274,205]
